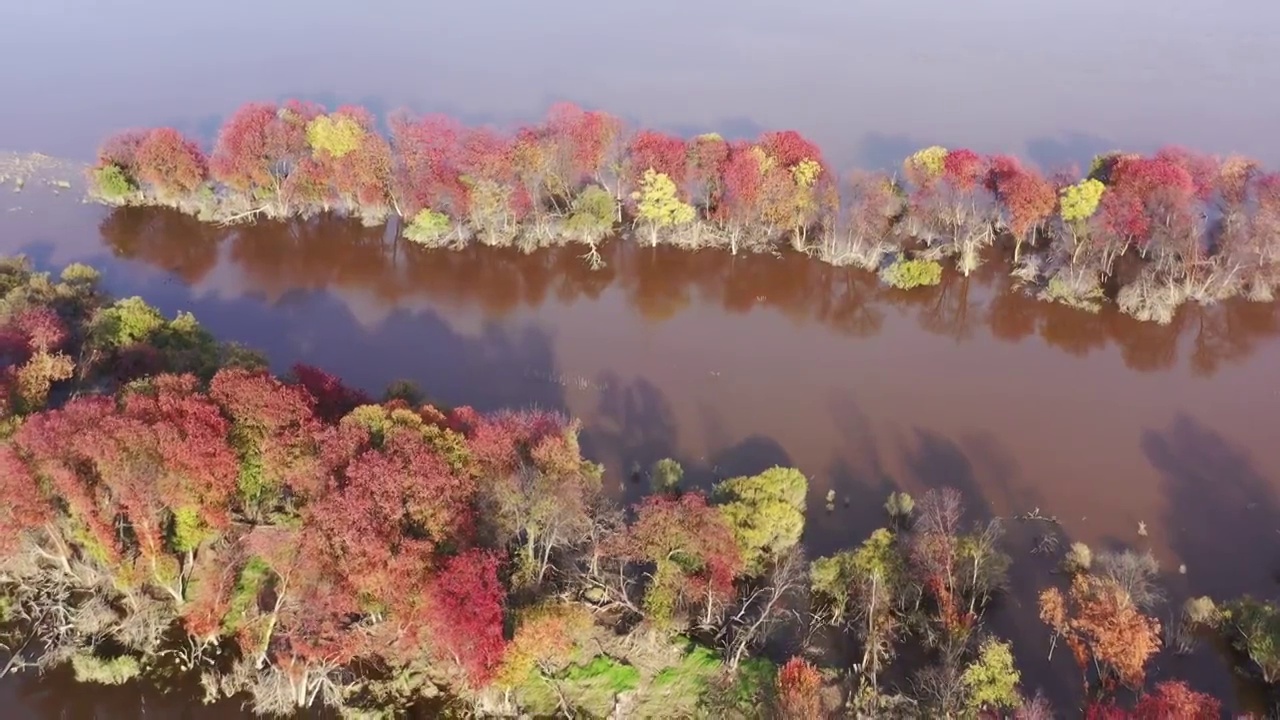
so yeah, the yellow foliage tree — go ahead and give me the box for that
[634,169,695,244]
[1059,178,1105,223]
[905,146,948,186]
[305,114,366,158]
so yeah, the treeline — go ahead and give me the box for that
[0,255,1275,719]
[88,102,1280,326]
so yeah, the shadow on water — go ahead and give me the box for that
[1145,415,1280,600]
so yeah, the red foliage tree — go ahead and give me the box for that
[716,142,766,229]
[308,426,475,601]
[389,112,467,216]
[14,376,240,594]
[11,307,68,353]
[543,102,622,192]
[1132,681,1220,719]
[210,101,321,200]
[1101,154,1200,262]
[986,157,1057,258]
[943,149,984,192]
[611,492,744,621]
[134,128,209,197]
[0,445,54,555]
[775,656,824,719]
[310,106,393,209]
[97,129,149,171]
[1154,146,1218,202]
[687,134,730,207]
[209,367,327,509]
[424,549,507,685]
[910,488,968,633]
[760,130,824,169]
[627,130,689,191]
[289,363,371,424]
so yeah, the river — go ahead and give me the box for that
[3,0,1280,715]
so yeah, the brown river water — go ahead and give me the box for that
[3,0,1280,715]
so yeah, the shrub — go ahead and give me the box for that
[561,656,640,694]
[880,257,942,290]
[71,653,142,685]
[91,164,138,201]
[404,208,453,245]
[565,185,617,239]
[90,297,166,350]
[775,657,823,720]
[650,457,683,494]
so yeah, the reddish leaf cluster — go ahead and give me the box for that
[612,492,744,610]
[135,128,209,196]
[424,550,507,685]
[942,148,984,191]
[986,156,1057,241]
[627,130,688,190]
[775,656,824,720]
[210,101,320,194]
[289,362,372,423]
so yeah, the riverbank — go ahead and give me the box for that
[84,102,1280,328]
[2,254,1276,717]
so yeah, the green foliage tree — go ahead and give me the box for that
[565,185,617,239]
[1220,596,1280,683]
[961,638,1021,714]
[714,466,807,573]
[650,457,683,495]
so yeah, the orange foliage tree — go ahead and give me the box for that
[1039,574,1161,693]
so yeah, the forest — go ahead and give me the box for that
[0,255,1276,719]
[86,101,1280,327]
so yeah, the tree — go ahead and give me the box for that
[305,107,393,214]
[543,102,622,198]
[208,367,326,518]
[609,492,744,626]
[210,101,321,210]
[775,656,824,719]
[460,409,603,586]
[910,488,966,633]
[627,130,688,193]
[1039,574,1161,691]
[961,637,1021,715]
[986,156,1056,261]
[810,528,905,702]
[134,128,208,199]
[288,363,371,424]
[904,147,996,275]
[1132,681,1220,719]
[497,602,594,686]
[714,466,807,573]
[1219,595,1280,683]
[423,549,507,686]
[634,169,695,245]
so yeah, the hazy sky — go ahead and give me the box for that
[2,0,1277,169]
